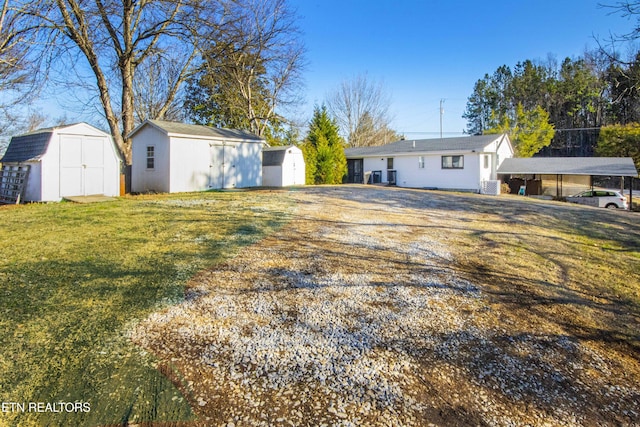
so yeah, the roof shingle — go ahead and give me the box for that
[344,134,505,157]
[135,119,264,142]
[1,131,53,163]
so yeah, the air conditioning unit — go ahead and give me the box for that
[481,180,501,196]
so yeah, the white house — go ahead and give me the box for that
[262,145,306,187]
[0,123,122,202]
[129,120,264,193]
[344,134,513,193]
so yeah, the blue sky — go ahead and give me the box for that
[29,1,636,140]
[291,0,637,138]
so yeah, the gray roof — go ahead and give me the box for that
[344,134,507,157]
[131,119,264,142]
[262,145,295,166]
[1,129,53,163]
[497,157,638,177]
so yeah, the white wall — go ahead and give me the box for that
[132,125,170,193]
[478,153,494,183]
[281,148,305,186]
[169,137,211,192]
[263,165,282,187]
[233,142,262,188]
[362,153,483,191]
[21,162,41,202]
[34,123,121,201]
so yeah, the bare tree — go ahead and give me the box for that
[133,52,189,123]
[11,0,232,164]
[600,1,640,43]
[188,0,305,139]
[327,74,399,147]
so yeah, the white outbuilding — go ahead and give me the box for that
[129,119,264,193]
[0,123,122,203]
[262,145,306,187]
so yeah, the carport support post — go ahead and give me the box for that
[630,177,634,211]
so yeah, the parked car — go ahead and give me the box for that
[566,190,628,209]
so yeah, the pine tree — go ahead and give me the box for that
[302,106,347,184]
[486,103,555,157]
[597,123,640,171]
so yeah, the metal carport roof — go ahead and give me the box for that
[497,157,638,177]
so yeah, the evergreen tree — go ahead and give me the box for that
[596,123,640,171]
[513,104,556,157]
[486,103,555,157]
[303,106,347,184]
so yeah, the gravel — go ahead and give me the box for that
[130,187,640,426]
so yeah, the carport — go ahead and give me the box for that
[497,157,638,206]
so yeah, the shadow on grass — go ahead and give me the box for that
[0,195,292,427]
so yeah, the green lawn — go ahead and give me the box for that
[0,191,291,426]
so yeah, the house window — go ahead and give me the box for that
[442,155,464,169]
[418,156,425,168]
[387,158,394,169]
[146,146,155,169]
[484,155,490,169]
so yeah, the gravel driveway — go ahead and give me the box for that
[132,186,640,426]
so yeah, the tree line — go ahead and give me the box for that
[463,0,640,170]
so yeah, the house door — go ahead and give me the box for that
[59,136,105,197]
[347,159,363,183]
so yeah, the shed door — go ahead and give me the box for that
[209,144,236,189]
[60,136,105,197]
[209,144,223,189]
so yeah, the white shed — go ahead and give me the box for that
[344,134,513,193]
[129,120,264,193]
[262,145,306,187]
[0,123,122,202]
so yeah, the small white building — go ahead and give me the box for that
[344,134,513,193]
[0,123,122,202]
[262,145,305,187]
[129,120,264,193]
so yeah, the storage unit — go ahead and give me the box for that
[129,120,265,193]
[262,145,306,187]
[0,123,122,202]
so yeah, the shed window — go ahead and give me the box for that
[387,158,394,169]
[484,155,490,169]
[418,156,425,169]
[146,146,155,169]
[442,155,464,169]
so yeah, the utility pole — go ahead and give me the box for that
[439,99,445,139]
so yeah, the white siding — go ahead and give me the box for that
[362,157,387,182]
[234,142,262,188]
[168,137,211,192]
[37,123,121,201]
[395,153,482,190]
[40,134,61,202]
[263,166,282,187]
[22,162,41,202]
[132,126,170,193]
[132,130,263,192]
[281,149,305,186]
[362,153,483,191]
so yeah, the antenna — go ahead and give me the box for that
[439,99,445,139]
